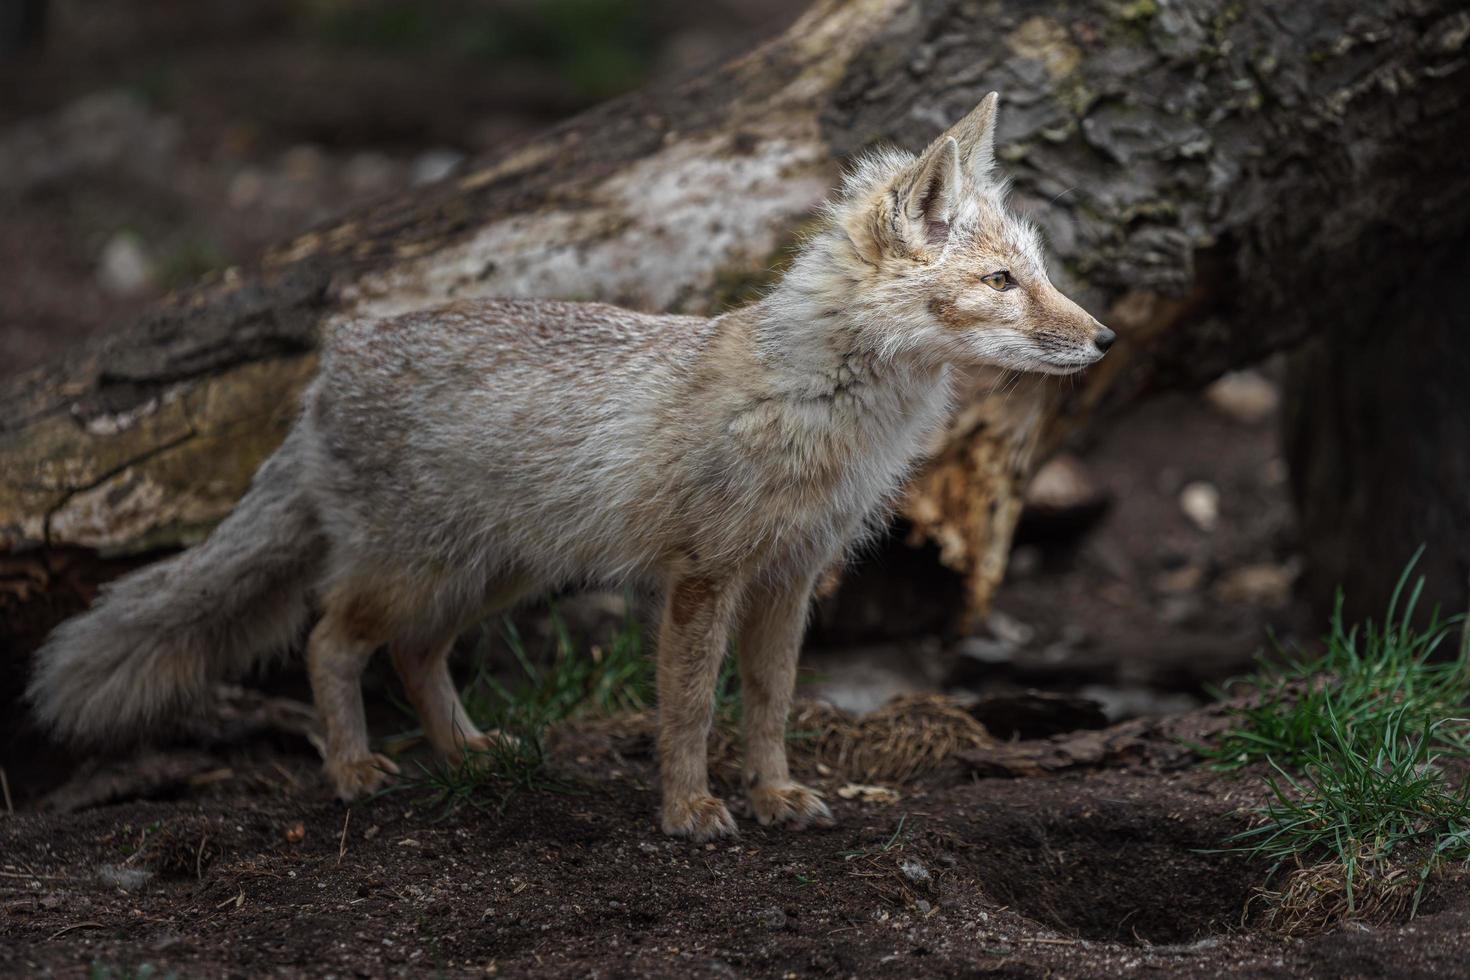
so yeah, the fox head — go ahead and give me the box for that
[789,93,1113,375]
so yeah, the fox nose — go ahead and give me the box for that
[1093,327,1116,353]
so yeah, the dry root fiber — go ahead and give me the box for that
[1248,854,1425,936]
[785,695,994,784]
[558,694,994,787]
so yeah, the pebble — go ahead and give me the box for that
[97,864,153,892]
[759,905,787,930]
[955,635,1014,664]
[97,232,151,295]
[1214,561,1298,607]
[412,149,465,185]
[1179,481,1220,532]
[1205,369,1279,424]
[986,611,1035,647]
[899,858,931,886]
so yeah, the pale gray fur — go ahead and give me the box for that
[27,93,1110,764]
[27,429,321,741]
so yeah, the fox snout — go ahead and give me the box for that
[1018,288,1116,374]
[1075,318,1116,361]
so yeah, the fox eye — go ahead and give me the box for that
[981,271,1015,291]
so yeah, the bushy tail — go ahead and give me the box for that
[26,429,323,743]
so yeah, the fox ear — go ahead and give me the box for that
[896,134,961,252]
[945,91,1000,184]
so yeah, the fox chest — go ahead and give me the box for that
[698,393,943,555]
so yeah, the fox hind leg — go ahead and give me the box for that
[307,592,400,800]
[389,574,534,764]
[390,638,496,761]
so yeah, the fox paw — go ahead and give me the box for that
[326,753,400,801]
[748,781,835,831]
[661,795,737,842]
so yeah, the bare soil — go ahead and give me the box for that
[6,721,1470,979]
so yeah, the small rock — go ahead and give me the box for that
[955,635,1014,664]
[97,864,153,892]
[759,905,787,930]
[1205,370,1279,425]
[1179,481,1220,532]
[987,611,1035,647]
[1214,561,1299,608]
[411,148,465,185]
[898,859,931,886]
[98,232,152,295]
[1021,454,1111,542]
[914,899,933,915]
[638,842,659,854]
[1026,454,1103,511]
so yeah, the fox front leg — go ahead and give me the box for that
[655,572,746,841]
[737,574,834,831]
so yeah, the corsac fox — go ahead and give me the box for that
[27,94,1113,841]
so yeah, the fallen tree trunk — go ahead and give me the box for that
[3,0,1469,667]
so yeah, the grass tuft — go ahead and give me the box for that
[1206,552,1468,771]
[390,603,745,814]
[391,605,653,812]
[1208,550,1470,930]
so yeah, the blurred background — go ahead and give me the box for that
[0,0,799,374]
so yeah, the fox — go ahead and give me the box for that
[26,93,1113,841]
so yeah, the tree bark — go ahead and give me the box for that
[3,0,1469,663]
[1284,236,1470,627]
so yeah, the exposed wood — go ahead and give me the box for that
[957,700,1236,778]
[2,0,1468,656]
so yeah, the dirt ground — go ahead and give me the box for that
[6,714,1470,979]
